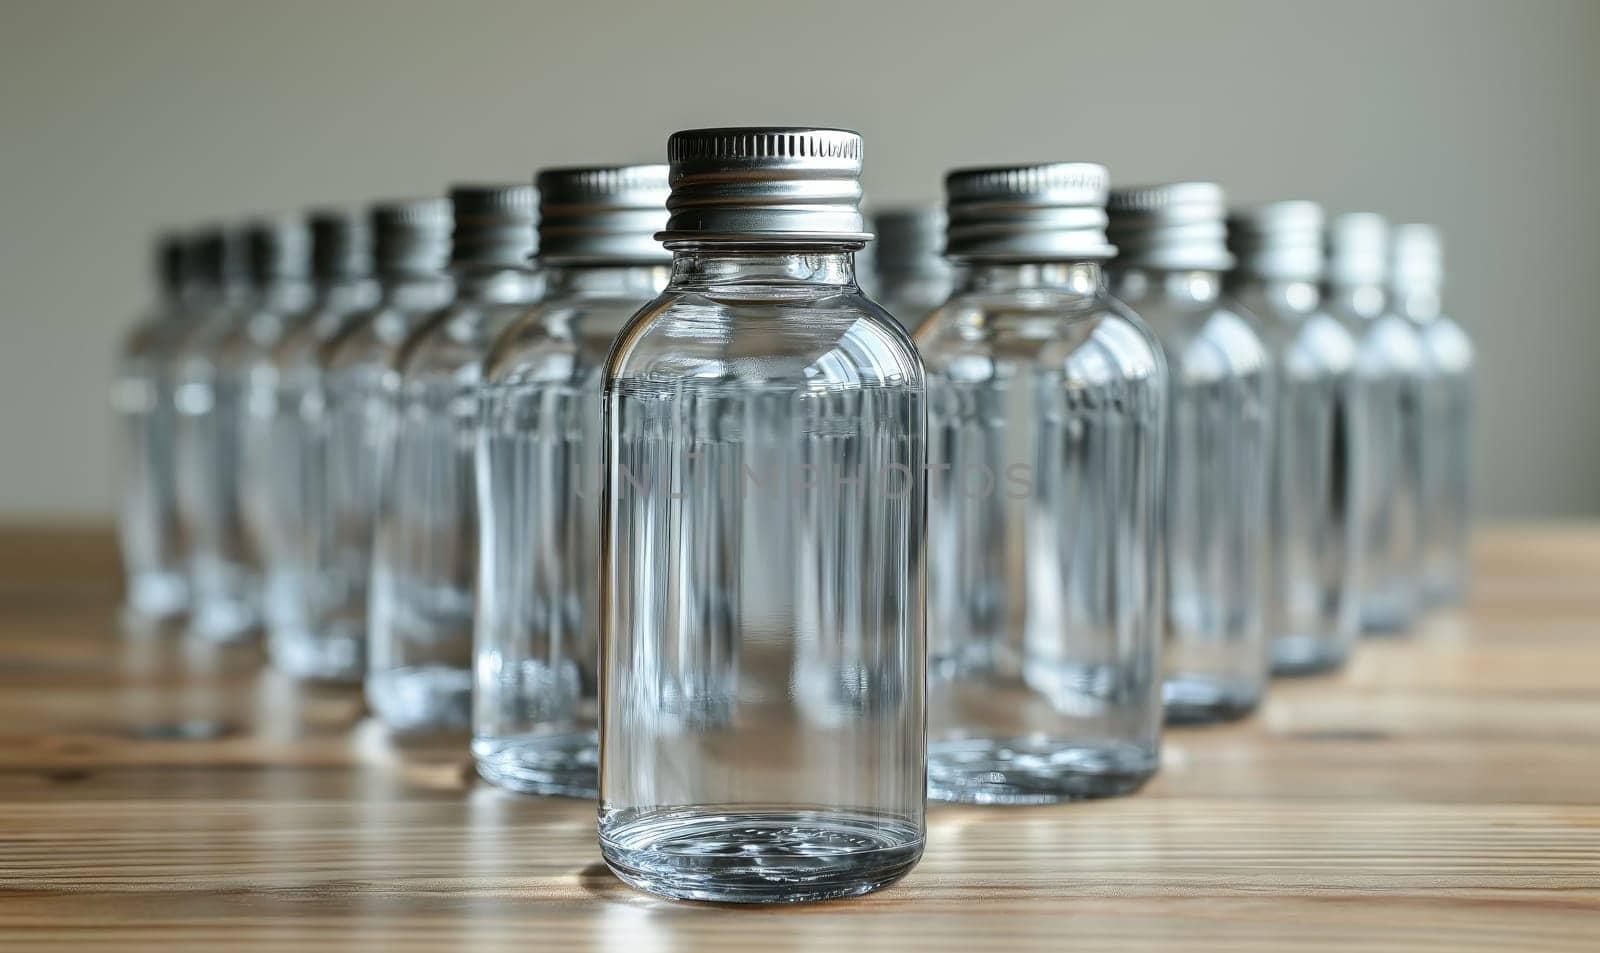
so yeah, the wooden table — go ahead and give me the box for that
[2,525,1598,951]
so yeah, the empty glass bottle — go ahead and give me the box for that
[367,185,540,716]
[867,206,956,330]
[113,232,199,628]
[1325,214,1427,634]
[172,225,260,642]
[599,128,926,902]
[474,165,669,787]
[1228,201,1362,675]
[260,209,381,679]
[1108,182,1272,723]
[919,164,1165,803]
[231,215,315,592]
[1391,224,1474,607]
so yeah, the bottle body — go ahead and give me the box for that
[172,286,259,642]
[366,271,537,725]
[258,281,380,678]
[918,262,1165,802]
[1416,314,1474,606]
[473,265,667,790]
[1232,280,1361,675]
[113,307,196,626]
[598,250,927,902]
[1331,288,1428,633]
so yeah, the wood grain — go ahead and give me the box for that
[1,525,1598,951]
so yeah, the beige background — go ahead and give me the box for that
[1,0,1596,520]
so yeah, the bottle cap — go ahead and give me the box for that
[536,165,670,263]
[193,224,251,285]
[1389,223,1443,293]
[1107,181,1235,272]
[872,206,953,279]
[245,214,312,283]
[944,163,1116,261]
[154,231,187,297]
[1227,200,1325,282]
[309,207,373,280]
[449,184,538,268]
[1325,212,1389,287]
[372,197,453,276]
[657,127,869,244]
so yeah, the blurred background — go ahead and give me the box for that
[0,0,1595,521]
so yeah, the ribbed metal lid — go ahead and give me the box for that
[658,127,869,244]
[309,207,373,280]
[1390,223,1443,292]
[872,206,953,277]
[193,224,252,285]
[1325,212,1389,287]
[944,163,1116,261]
[1107,181,1234,272]
[245,214,312,283]
[372,197,452,275]
[536,164,670,262]
[450,184,538,268]
[1228,200,1325,282]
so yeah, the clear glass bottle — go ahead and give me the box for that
[259,208,381,679]
[1228,201,1362,675]
[172,225,260,642]
[599,128,926,903]
[366,185,540,719]
[1107,182,1272,723]
[230,215,315,597]
[1324,214,1428,634]
[918,163,1166,803]
[113,232,199,628]
[474,165,669,788]
[1391,224,1474,607]
[867,206,955,330]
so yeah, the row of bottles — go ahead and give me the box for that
[112,127,1474,903]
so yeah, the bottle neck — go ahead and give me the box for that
[378,271,455,311]
[1227,274,1321,316]
[1109,266,1224,306]
[1325,281,1388,320]
[1392,285,1442,321]
[257,277,316,314]
[665,247,859,291]
[539,260,672,298]
[955,260,1103,295]
[451,265,541,303]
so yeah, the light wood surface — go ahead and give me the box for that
[2,525,1598,950]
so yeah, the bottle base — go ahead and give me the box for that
[1270,634,1350,677]
[599,807,923,903]
[268,628,363,682]
[367,666,472,732]
[1163,675,1262,724]
[473,731,599,798]
[928,738,1156,804]
[185,598,259,644]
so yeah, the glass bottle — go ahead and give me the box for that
[1228,201,1362,675]
[1391,224,1474,607]
[599,128,926,903]
[474,165,669,786]
[230,215,315,601]
[919,163,1165,803]
[1107,182,1272,723]
[259,208,381,678]
[867,206,955,330]
[113,231,198,628]
[366,185,539,717]
[1324,214,1428,634]
[172,225,260,642]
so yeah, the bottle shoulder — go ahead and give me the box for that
[1420,314,1475,372]
[607,289,923,391]
[484,294,653,385]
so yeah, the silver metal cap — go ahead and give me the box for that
[245,215,311,283]
[194,224,251,285]
[1390,223,1443,293]
[309,207,373,280]
[1107,181,1234,272]
[1228,200,1325,282]
[658,127,869,244]
[944,163,1116,262]
[372,197,452,276]
[450,184,537,268]
[872,206,953,278]
[536,165,670,263]
[1325,213,1389,287]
